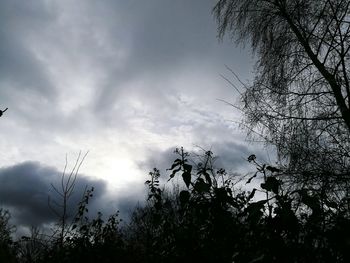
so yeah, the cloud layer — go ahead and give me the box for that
[0,0,262,230]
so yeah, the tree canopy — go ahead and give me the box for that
[214,0,350,192]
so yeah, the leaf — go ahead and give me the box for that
[168,161,181,171]
[215,187,228,202]
[252,199,267,207]
[245,200,267,222]
[261,176,280,194]
[169,167,181,179]
[194,178,210,193]
[246,173,257,184]
[247,154,256,162]
[217,168,226,175]
[247,188,257,201]
[183,163,192,173]
[182,171,191,188]
[173,158,182,164]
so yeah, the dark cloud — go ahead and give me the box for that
[137,139,270,185]
[137,147,175,173]
[209,141,260,172]
[0,161,106,228]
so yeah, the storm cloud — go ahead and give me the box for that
[0,161,107,228]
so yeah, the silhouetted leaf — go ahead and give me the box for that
[168,161,181,170]
[194,178,210,193]
[183,163,192,173]
[173,159,182,165]
[182,172,191,188]
[217,168,226,175]
[247,154,256,162]
[246,173,257,184]
[246,200,267,222]
[215,187,228,203]
[247,188,257,201]
[261,176,280,194]
[169,167,181,179]
[249,199,267,210]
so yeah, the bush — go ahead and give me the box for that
[0,209,16,262]
[2,147,350,262]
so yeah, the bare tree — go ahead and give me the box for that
[213,0,350,193]
[48,151,88,248]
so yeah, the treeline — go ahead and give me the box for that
[1,147,350,262]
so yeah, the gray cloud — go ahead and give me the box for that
[0,161,107,228]
[0,0,55,99]
[0,0,252,134]
[83,0,253,123]
[137,137,273,191]
[0,0,263,230]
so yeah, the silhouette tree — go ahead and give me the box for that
[213,0,350,193]
[0,209,16,262]
[48,152,88,249]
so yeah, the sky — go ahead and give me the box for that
[0,0,266,234]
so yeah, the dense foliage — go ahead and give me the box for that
[0,147,350,262]
[214,0,350,197]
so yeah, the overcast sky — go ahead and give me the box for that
[0,0,266,233]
